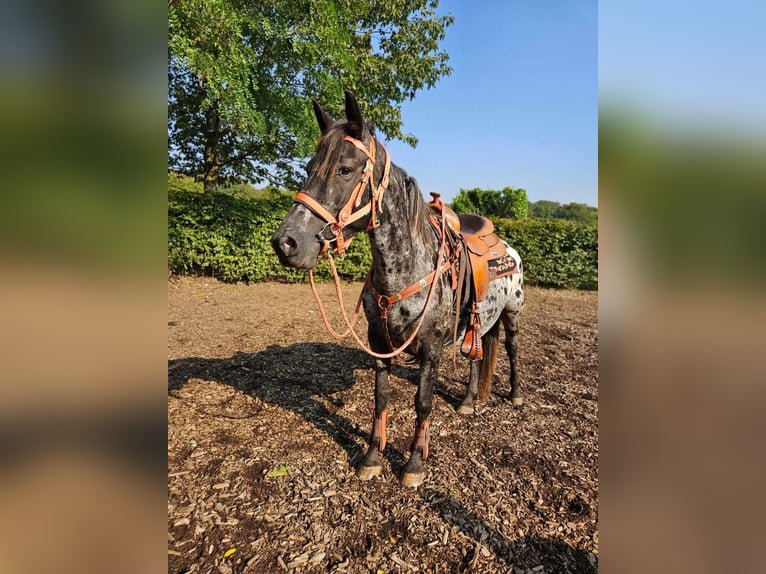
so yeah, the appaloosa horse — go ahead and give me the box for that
[272,91,524,487]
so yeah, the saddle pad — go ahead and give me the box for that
[488,252,519,280]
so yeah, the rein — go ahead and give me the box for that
[301,133,453,359]
[308,239,448,359]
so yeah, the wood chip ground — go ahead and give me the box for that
[168,278,598,573]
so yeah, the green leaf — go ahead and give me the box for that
[266,464,291,478]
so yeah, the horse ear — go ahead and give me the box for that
[344,90,366,138]
[312,99,334,134]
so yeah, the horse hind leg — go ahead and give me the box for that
[501,311,522,406]
[457,319,500,414]
[456,361,479,415]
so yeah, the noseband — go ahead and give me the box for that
[293,134,391,256]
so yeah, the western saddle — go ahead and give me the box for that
[427,193,517,361]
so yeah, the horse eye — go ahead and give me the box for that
[338,166,354,176]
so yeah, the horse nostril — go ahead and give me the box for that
[281,235,298,255]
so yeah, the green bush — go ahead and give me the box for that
[168,189,596,289]
[452,187,528,219]
[168,172,202,193]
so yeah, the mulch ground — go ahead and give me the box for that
[168,277,598,573]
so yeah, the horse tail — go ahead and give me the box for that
[477,319,501,401]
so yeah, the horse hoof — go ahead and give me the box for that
[356,464,382,481]
[456,404,474,415]
[400,471,425,488]
[511,397,523,406]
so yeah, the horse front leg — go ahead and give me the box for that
[357,355,391,480]
[401,348,439,488]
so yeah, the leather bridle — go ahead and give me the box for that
[297,131,459,359]
[293,134,391,256]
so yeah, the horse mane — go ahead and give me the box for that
[399,170,433,247]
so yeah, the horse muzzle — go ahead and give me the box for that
[271,228,323,269]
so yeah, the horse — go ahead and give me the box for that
[272,91,524,488]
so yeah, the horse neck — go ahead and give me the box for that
[367,165,438,294]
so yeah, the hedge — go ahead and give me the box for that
[168,189,597,289]
[491,218,597,290]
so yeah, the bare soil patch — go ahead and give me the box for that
[168,277,597,573]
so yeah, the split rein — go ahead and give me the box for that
[296,135,451,359]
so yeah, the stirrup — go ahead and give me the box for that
[460,306,483,361]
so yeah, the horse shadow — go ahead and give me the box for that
[422,488,597,572]
[169,343,423,468]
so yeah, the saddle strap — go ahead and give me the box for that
[367,261,453,321]
[452,242,468,354]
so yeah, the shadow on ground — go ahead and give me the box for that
[423,488,597,572]
[168,342,427,469]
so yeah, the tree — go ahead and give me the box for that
[528,200,597,224]
[451,187,528,219]
[558,202,597,224]
[452,188,500,216]
[499,186,528,219]
[528,199,561,220]
[168,0,454,192]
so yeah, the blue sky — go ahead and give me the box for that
[599,0,766,133]
[383,0,598,207]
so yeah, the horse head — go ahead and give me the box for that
[272,90,389,268]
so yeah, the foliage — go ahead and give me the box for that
[168,188,371,283]
[528,199,598,224]
[492,218,598,290]
[168,172,202,194]
[451,187,528,219]
[451,189,597,224]
[526,199,559,220]
[169,189,596,290]
[168,0,454,191]
[219,181,293,201]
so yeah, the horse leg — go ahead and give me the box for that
[401,348,438,488]
[357,356,391,480]
[456,361,479,415]
[501,312,523,406]
[458,319,501,414]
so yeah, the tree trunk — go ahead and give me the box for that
[203,105,221,193]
